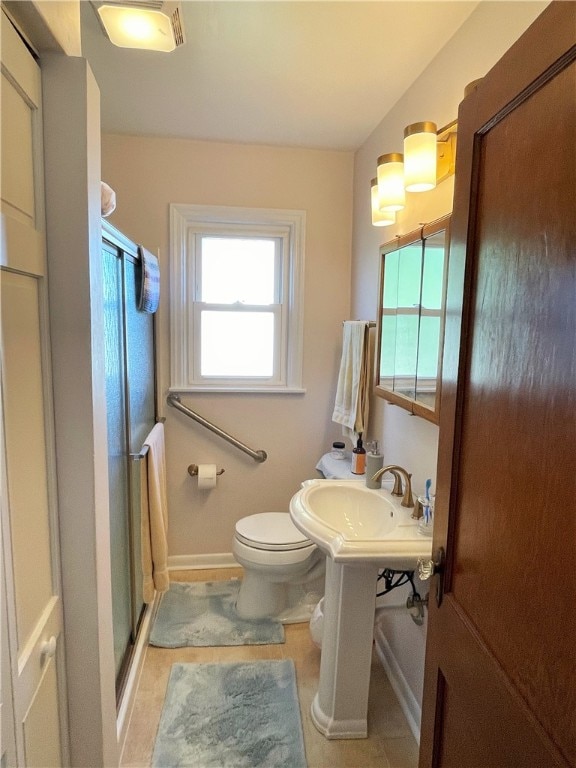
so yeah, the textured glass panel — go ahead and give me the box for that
[125,257,155,616]
[103,245,131,680]
[125,259,156,453]
[201,237,276,304]
[201,311,274,376]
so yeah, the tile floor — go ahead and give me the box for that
[120,568,419,768]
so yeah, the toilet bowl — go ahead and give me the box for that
[232,512,325,624]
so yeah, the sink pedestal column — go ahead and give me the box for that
[311,558,379,739]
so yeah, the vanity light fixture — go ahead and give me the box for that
[404,121,438,192]
[96,1,186,52]
[372,121,457,226]
[376,153,406,212]
[370,178,396,227]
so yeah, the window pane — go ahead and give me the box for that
[397,244,422,307]
[417,316,441,378]
[379,314,397,379]
[201,311,274,377]
[421,244,444,309]
[201,237,276,304]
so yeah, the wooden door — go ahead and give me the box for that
[0,12,67,766]
[420,4,576,767]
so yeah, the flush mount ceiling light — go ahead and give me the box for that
[370,178,395,227]
[371,121,457,226]
[95,1,186,52]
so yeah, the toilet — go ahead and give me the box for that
[232,512,325,624]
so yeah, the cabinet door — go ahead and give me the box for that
[0,13,66,766]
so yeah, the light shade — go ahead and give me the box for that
[377,153,405,212]
[403,122,437,192]
[370,179,395,227]
[98,4,177,51]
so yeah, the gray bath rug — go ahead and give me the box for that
[149,580,285,647]
[152,660,307,768]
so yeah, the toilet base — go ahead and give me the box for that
[235,568,325,623]
[236,569,324,624]
[235,570,286,619]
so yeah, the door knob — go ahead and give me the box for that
[417,558,437,581]
[417,547,445,606]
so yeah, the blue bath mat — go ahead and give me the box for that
[152,660,307,768]
[149,580,285,647]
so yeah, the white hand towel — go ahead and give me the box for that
[142,422,169,603]
[332,321,370,443]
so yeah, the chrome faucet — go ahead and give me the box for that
[371,464,414,508]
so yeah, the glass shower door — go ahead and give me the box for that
[103,233,157,699]
[124,257,156,628]
[103,242,132,686]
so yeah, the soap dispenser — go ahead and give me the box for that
[351,436,366,475]
[366,440,384,488]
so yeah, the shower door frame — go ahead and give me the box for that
[102,220,158,705]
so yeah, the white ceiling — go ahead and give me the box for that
[81,1,479,151]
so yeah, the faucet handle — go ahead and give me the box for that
[412,498,424,519]
[389,470,403,496]
[401,473,414,508]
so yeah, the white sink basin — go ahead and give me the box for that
[289,479,431,568]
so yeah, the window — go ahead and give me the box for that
[170,204,306,392]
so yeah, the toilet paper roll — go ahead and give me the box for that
[197,464,217,490]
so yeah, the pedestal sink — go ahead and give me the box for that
[289,479,432,739]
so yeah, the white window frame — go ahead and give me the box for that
[170,204,306,393]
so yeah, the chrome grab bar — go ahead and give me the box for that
[166,394,267,464]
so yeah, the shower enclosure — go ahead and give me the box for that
[102,221,157,700]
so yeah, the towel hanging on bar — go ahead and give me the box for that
[138,244,160,313]
[332,320,371,444]
[141,422,169,603]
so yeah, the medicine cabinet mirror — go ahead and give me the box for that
[375,215,450,424]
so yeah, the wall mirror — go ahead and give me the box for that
[375,215,450,424]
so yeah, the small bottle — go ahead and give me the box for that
[331,441,346,460]
[351,437,366,475]
[366,440,384,489]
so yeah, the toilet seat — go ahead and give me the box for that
[235,512,311,552]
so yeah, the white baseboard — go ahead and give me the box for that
[168,552,238,570]
[373,622,421,744]
[117,592,161,758]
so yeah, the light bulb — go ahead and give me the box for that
[404,122,437,192]
[377,154,405,212]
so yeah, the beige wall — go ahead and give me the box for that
[102,135,354,558]
[352,0,549,733]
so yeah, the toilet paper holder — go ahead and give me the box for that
[188,464,225,477]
